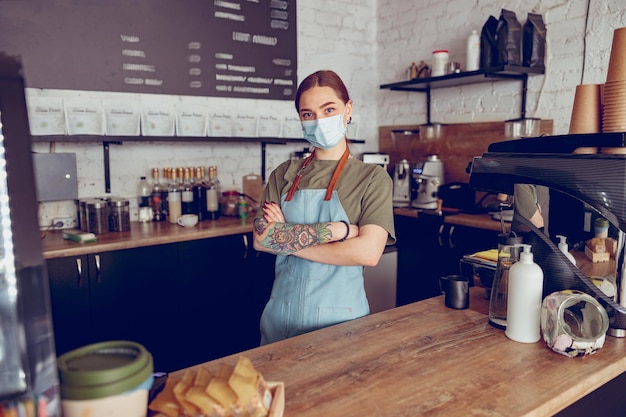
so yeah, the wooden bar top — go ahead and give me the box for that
[172,288,626,417]
[40,216,254,259]
[444,212,511,233]
[394,207,511,233]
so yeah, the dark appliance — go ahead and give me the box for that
[469,132,626,337]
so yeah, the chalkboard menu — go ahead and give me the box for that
[0,0,297,100]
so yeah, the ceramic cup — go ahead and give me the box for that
[177,213,198,227]
[439,274,470,310]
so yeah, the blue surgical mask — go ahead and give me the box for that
[301,113,346,149]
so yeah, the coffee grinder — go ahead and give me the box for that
[411,155,444,210]
[392,159,411,207]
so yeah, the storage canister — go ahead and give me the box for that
[85,199,109,235]
[77,199,88,232]
[221,190,240,217]
[57,340,154,417]
[108,197,131,232]
[431,50,449,77]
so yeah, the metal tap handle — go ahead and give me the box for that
[94,254,101,283]
[75,258,82,287]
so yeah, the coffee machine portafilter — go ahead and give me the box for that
[469,132,626,337]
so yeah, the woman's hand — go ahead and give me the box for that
[263,201,286,223]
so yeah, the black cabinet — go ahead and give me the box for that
[395,214,500,306]
[89,245,179,371]
[177,233,274,367]
[47,255,93,355]
[47,244,179,370]
[47,233,275,372]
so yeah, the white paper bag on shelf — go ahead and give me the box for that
[64,98,105,135]
[208,112,234,137]
[141,103,176,136]
[103,100,140,136]
[234,113,258,137]
[26,96,66,135]
[281,116,301,138]
[176,105,208,137]
[258,114,282,137]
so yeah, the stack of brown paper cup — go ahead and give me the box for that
[570,83,602,154]
[569,84,602,134]
[603,27,626,133]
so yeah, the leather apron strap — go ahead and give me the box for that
[285,145,351,202]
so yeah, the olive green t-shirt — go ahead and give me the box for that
[255,157,396,245]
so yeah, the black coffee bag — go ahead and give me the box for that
[523,13,546,69]
[497,9,522,66]
[480,15,499,69]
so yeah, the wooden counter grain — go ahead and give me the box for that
[41,217,254,259]
[172,288,626,417]
[394,207,511,233]
[444,212,511,233]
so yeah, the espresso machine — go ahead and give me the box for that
[411,155,444,210]
[392,159,411,207]
[469,132,626,337]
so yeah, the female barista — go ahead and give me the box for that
[253,70,396,344]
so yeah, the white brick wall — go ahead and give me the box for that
[35,0,626,226]
[377,0,626,130]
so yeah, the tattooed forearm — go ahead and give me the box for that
[254,217,333,255]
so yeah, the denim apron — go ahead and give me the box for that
[260,150,369,344]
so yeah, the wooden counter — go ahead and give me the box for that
[394,207,511,233]
[172,288,626,417]
[41,216,254,259]
[444,212,511,233]
[43,210,504,259]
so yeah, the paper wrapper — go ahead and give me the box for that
[149,379,284,417]
[267,382,285,417]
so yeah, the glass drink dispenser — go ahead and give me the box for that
[0,53,60,414]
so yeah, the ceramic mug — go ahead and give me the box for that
[439,275,470,310]
[177,214,198,227]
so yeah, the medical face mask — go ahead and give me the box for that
[301,113,347,149]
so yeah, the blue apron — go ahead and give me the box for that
[260,188,369,344]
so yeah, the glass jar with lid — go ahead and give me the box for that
[85,199,109,235]
[108,197,131,232]
[221,191,240,217]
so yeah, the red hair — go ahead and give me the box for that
[294,70,351,112]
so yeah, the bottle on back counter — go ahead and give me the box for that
[206,166,221,220]
[167,168,182,224]
[150,168,167,222]
[137,175,152,223]
[194,166,207,221]
[181,167,195,215]
[138,176,151,208]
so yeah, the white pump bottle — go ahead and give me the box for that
[556,234,577,266]
[505,244,544,343]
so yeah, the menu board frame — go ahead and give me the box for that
[0,0,297,101]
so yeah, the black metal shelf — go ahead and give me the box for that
[31,135,365,193]
[380,65,545,122]
[32,135,320,144]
